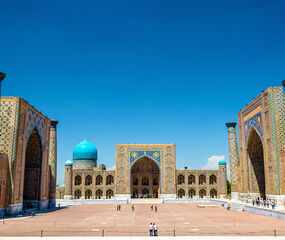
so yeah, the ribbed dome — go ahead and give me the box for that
[219,160,227,165]
[73,140,97,160]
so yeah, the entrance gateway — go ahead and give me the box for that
[115,144,176,201]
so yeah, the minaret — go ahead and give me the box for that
[64,160,73,200]
[49,120,58,208]
[218,160,227,198]
[226,122,239,201]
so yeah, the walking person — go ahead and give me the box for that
[149,223,153,236]
[155,205,157,213]
[132,205,135,211]
[153,223,158,236]
[151,205,153,211]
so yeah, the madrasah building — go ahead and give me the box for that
[0,72,58,216]
[63,141,228,201]
[226,82,285,208]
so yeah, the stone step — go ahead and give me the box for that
[130,198,162,204]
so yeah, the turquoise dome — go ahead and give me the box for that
[73,140,97,160]
[219,160,227,165]
[65,160,73,166]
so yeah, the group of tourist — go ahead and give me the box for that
[151,205,158,212]
[149,223,158,236]
[252,198,275,209]
[116,205,121,211]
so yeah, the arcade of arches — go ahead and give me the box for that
[131,156,160,198]
[64,144,227,200]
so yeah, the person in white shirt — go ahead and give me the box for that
[153,223,158,236]
[149,223,153,236]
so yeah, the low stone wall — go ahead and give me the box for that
[244,205,285,220]
[56,199,128,206]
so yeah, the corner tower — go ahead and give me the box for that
[226,122,239,201]
[218,160,227,197]
[64,160,73,200]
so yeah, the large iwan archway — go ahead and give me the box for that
[130,156,160,198]
[247,128,265,198]
[23,129,42,208]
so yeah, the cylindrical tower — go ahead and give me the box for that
[226,122,239,201]
[218,160,227,197]
[48,120,58,208]
[64,160,73,200]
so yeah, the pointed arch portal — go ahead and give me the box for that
[23,129,43,208]
[247,128,266,198]
[130,156,160,198]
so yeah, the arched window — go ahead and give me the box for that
[189,188,196,198]
[133,177,138,185]
[106,175,114,185]
[199,189,206,198]
[85,189,92,199]
[74,189,81,199]
[188,175,195,185]
[178,175,185,185]
[75,175,82,186]
[153,188,158,198]
[153,178,158,186]
[96,175,103,185]
[178,189,185,198]
[106,189,113,199]
[210,189,217,198]
[209,175,217,185]
[142,177,149,186]
[199,174,206,185]
[96,189,103,199]
[85,175,92,186]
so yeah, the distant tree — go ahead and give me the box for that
[227,180,231,195]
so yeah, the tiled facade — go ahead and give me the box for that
[227,86,285,206]
[0,97,57,215]
[64,144,227,200]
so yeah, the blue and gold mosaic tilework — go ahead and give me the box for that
[244,112,263,144]
[130,151,161,166]
[25,108,46,145]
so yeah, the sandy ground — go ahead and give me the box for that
[0,203,284,237]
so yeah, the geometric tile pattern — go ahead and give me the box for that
[228,131,239,186]
[244,112,263,144]
[130,151,161,167]
[25,108,46,145]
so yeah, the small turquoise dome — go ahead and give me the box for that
[65,160,73,166]
[73,140,97,160]
[219,160,227,165]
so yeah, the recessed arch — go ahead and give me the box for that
[74,189,81,199]
[95,189,103,199]
[178,189,185,198]
[85,175,92,185]
[23,128,42,208]
[247,127,265,198]
[130,156,160,198]
[85,189,92,199]
[199,189,206,198]
[96,175,103,185]
[189,188,196,198]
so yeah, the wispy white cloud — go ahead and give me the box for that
[202,155,225,170]
[107,165,115,170]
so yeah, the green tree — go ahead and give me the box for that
[227,180,231,195]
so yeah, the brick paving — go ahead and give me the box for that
[0,203,285,237]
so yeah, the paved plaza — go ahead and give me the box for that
[0,203,285,237]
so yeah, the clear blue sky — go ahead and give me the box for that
[1,0,285,185]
